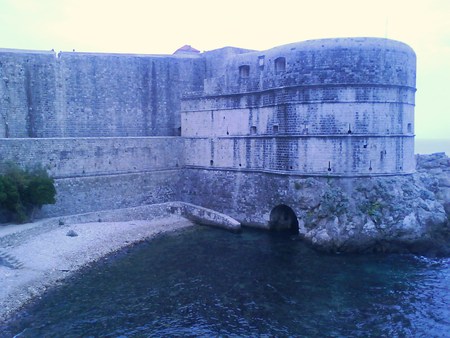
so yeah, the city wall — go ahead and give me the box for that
[0,38,418,223]
[0,137,183,218]
[0,49,204,138]
[0,137,183,178]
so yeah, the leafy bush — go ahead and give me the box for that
[0,163,56,223]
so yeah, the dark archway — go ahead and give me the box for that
[269,204,299,234]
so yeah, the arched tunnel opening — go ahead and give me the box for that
[269,205,299,235]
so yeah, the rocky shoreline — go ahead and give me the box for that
[0,209,195,323]
[295,153,450,256]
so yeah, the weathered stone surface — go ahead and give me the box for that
[297,175,448,255]
[1,38,447,256]
[416,153,450,217]
[182,38,416,176]
[298,154,450,255]
[182,166,449,255]
[0,49,204,138]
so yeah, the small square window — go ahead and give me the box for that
[239,65,250,78]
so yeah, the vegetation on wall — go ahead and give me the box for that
[0,163,56,223]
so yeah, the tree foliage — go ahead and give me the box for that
[0,163,56,223]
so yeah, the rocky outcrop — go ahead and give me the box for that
[416,152,450,216]
[292,153,450,256]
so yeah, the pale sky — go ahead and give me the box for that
[0,0,449,139]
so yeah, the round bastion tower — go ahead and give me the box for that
[181,37,416,176]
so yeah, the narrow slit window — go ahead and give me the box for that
[250,126,257,134]
[258,55,265,68]
[407,123,412,133]
[273,125,279,133]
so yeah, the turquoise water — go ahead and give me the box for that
[2,226,450,337]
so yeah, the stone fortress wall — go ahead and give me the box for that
[182,38,416,176]
[0,49,203,216]
[0,49,205,138]
[0,137,183,217]
[0,38,417,221]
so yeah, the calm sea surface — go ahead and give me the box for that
[2,226,450,337]
[415,138,450,155]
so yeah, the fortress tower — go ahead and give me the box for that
[182,38,416,176]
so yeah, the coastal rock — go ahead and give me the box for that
[416,152,450,216]
[66,230,78,237]
[294,156,450,255]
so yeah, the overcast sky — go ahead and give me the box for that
[0,0,449,140]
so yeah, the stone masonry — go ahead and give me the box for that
[0,38,420,232]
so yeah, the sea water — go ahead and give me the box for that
[415,138,450,155]
[2,226,450,337]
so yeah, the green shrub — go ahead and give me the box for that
[319,188,349,217]
[360,200,383,224]
[0,163,56,223]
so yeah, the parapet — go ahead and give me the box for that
[181,37,417,176]
[200,37,416,95]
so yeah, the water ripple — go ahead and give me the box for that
[2,227,450,337]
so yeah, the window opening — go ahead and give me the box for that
[407,123,412,133]
[275,57,286,72]
[239,65,250,78]
[258,55,265,68]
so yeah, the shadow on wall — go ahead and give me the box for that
[269,204,299,234]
